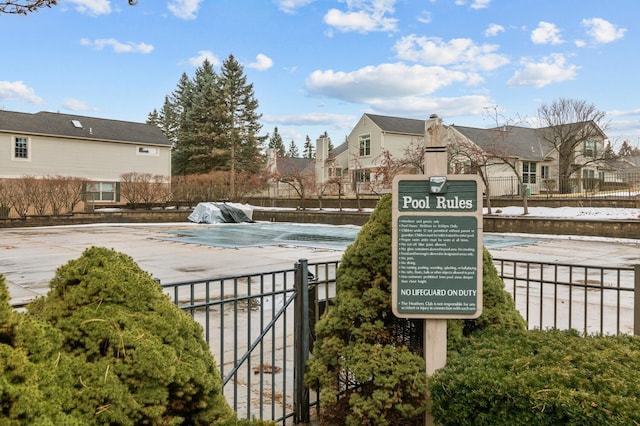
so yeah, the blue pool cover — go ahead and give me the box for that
[163,223,538,250]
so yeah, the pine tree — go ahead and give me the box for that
[180,59,223,174]
[268,126,286,157]
[168,72,196,175]
[286,140,300,157]
[214,54,265,197]
[303,135,314,158]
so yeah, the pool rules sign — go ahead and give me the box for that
[392,174,483,319]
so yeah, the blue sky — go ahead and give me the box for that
[1,0,638,151]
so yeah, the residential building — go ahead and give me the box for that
[0,110,171,212]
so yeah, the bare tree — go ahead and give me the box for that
[537,98,608,194]
[269,157,315,205]
[375,139,425,189]
[447,130,495,214]
[0,0,136,14]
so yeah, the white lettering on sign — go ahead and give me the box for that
[401,195,473,210]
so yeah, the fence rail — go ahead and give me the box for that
[159,257,639,424]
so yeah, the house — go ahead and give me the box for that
[0,110,171,212]
[264,148,315,199]
[314,113,610,197]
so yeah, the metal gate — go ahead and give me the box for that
[162,259,338,424]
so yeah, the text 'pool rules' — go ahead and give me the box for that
[392,175,483,319]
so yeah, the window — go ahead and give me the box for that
[583,140,597,157]
[359,134,371,156]
[354,169,371,182]
[85,182,119,202]
[541,165,550,179]
[138,146,159,156]
[522,162,537,184]
[13,136,29,160]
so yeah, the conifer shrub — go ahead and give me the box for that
[429,329,640,425]
[305,194,525,425]
[0,247,238,425]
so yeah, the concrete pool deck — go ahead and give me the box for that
[3,222,640,305]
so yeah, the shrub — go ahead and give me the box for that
[305,194,525,425]
[429,329,640,425]
[1,247,237,425]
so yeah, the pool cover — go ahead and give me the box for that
[162,223,539,251]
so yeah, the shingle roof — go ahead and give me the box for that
[452,125,555,161]
[276,156,314,175]
[0,110,171,146]
[364,113,425,135]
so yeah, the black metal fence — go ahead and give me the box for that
[486,173,640,199]
[161,257,640,424]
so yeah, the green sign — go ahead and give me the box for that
[392,175,483,319]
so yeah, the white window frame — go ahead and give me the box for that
[12,136,31,161]
[137,146,160,156]
[86,182,117,202]
[359,134,371,157]
[522,161,537,184]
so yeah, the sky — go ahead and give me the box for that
[1,0,639,152]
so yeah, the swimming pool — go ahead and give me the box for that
[163,223,538,250]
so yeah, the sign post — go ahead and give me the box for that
[391,125,483,425]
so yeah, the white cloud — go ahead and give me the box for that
[324,0,398,33]
[484,23,504,37]
[305,62,472,103]
[247,54,274,71]
[530,21,563,45]
[454,0,491,9]
[470,0,490,9]
[263,112,355,127]
[187,50,220,67]
[65,0,111,16]
[168,0,203,20]
[274,0,316,14]
[61,98,98,112]
[80,38,154,54]
[394,35,509,72]
[0,81,44,104]
[417,11,432,24]
[582,18,626,44]
[507,53,578,88]
[368,95,493,118]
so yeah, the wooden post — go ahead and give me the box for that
[424,116,448,426]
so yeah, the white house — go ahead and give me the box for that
[0,110,171,209]
[314,113,609,197]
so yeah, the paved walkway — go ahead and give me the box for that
[2,223,640,305]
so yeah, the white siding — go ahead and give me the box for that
[1,134,171,181]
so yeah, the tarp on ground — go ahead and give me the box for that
[188,202,255,224]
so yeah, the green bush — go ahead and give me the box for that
[305,194,525,425]
[429,329,640,425]
[0,247,237,425]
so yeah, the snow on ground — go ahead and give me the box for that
[486,206,640,220]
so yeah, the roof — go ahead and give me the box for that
[0,110,171,146]
[364,113,425,135]
[276,156,314,175]
[452,124,555,161]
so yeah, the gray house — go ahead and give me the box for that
[0,110,171,209]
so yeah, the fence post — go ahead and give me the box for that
[294,259,310,424]
[635,265,640,336]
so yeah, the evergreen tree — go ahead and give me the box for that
[214,54,265,197]
[180,59,223,174]
[147,95,179,147]
[268,126,286,157]
[303,135,314,158]
[168,72,196,175]
[618,140,639,157]
[286,140,300,157]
